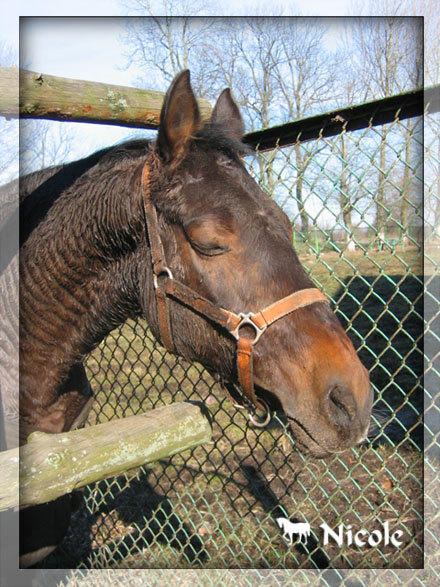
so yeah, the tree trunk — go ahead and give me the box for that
[400,119,413,245]
[376,126,388,247]
[339,135,355,252]
[295,144,309,238]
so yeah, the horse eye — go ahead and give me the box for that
[190,240,229,257]
[184,219,230,257]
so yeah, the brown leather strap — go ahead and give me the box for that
[233,289,328,413]
[251,288,328,330]
[142,163,175,352]
[154,282,175,353]
[237,336,257,406]
[142,164,168,275]
[233,289,328,409]
[164,279,241,332]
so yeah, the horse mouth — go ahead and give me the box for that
[285,415,335,457]
[285,414,371,457]
[252,386,337,457]
[253,385,368,457]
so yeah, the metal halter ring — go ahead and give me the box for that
[230,312,267,345]
[248,398,271,427]
[153,267,173,289]
[234,397,271,428]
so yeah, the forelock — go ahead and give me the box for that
[195,124,254,159]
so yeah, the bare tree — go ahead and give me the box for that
[344,13,423,247]
[20,120,75,175]
[121,0,217,96]
[120,7,425,247]
[331,59,364,252]
[204,18,338,237]
[271,19,338,237]
[121,10,337,238]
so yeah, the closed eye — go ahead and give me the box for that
[190,240,229,257]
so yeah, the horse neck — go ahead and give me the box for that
[19,158,154,391]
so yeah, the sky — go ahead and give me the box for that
[0,5,430,257]
[20,18,134,85]
[0,1,426,178]
[4,1,353,83]
[2,0,355,53]
[0,2,355,165]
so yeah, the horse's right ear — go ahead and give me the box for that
[157,70,201,164]
[211,88,244,141]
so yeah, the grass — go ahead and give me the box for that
[42,247,426,571]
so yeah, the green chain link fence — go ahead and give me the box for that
[45,88,439,582]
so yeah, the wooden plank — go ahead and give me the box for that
[0,67,212,128]
[0,401,211,511]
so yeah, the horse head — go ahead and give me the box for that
[140,71,373,457]
[16,69,374,569]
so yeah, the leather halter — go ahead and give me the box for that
[141,162,329,426]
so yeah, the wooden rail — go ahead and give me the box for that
[0,401,212,511]
[0,67,212,128]
[244,86,432,151]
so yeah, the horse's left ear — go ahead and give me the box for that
[211,88,245,141]
[158,70,202,163]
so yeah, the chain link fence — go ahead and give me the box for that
[44,89,439,582]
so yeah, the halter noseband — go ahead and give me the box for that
[141,162,329,426]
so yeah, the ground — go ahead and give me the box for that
[40,247,426,571]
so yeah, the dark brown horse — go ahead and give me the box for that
[18,71,372,565]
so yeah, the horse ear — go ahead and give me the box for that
[158,70,202,163]
[211,88,245,141]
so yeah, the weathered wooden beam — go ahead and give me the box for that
[244,86,431,151]
[0,67,212,128]
[0,401,211,511]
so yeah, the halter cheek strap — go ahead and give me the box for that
[141,161,329,426]
[142,163,175,353]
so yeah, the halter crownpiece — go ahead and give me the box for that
[141,161,329,426]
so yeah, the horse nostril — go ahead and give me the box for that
[326,384,356,428]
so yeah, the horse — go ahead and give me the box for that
[276,518,311,545]
[16,70,372,566]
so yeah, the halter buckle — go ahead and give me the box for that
[230,312,267,345]
[153,266,173,289]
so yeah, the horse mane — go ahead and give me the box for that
[194,124,253,158]
[19,140,152,246]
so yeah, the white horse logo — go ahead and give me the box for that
[276,518,311,545]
